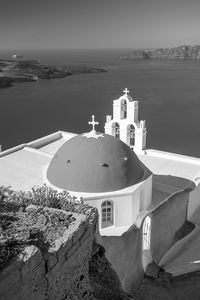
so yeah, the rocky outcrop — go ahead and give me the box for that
[0,59,107,88]
[121,45,200,60]
[0,59,71,81]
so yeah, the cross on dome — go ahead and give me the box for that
[88,115,99,132]
[123,88,129,96]
[83,115,103,138]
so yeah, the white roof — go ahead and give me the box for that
[0,131,200,193]
[138,149,200,185]
[0,131,76,191]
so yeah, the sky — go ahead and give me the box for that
[0,0,200,50]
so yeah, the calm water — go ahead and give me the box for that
[1,49,200,157]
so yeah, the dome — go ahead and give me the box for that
[46,133,144,193]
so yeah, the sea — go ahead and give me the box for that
[1,49,200,157]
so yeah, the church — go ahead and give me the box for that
[43,88,152,236]
[1,88,200,280]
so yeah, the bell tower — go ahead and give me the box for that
[104,88,147,153]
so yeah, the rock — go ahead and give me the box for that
[0,59,107,87]
[0,60,71,80]
[145,262,161,279]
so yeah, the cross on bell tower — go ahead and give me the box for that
[88,115,99,133]
[123,88,129,96]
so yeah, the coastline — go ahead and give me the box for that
[0,59,107,88]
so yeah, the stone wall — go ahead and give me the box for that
[0,209,98,300]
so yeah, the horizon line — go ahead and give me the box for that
[1,44,200,52]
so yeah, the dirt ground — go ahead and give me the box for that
[134,271,200,300]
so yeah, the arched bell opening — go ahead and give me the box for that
[127,124,135,146]
[112,122,120,139]
[120,99,127,119]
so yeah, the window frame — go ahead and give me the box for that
[101,200,113,228]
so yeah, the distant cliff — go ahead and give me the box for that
[120,45,200,60]
[0,59,107,88]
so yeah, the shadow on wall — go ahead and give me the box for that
[96,225,143,294]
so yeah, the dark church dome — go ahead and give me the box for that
[46,133,144,193]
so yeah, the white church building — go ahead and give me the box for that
[0,88,200,240]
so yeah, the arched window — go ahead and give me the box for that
[101,201,113,228]
[142,215,152,270]
[142,216,151,250]
[121,99,127,119]
[127,124,135,146]
[112,122,120,139]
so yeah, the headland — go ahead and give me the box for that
[0,59,107,88]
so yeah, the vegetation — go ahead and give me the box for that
[0,184,92,214]
[0,185,93,269]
